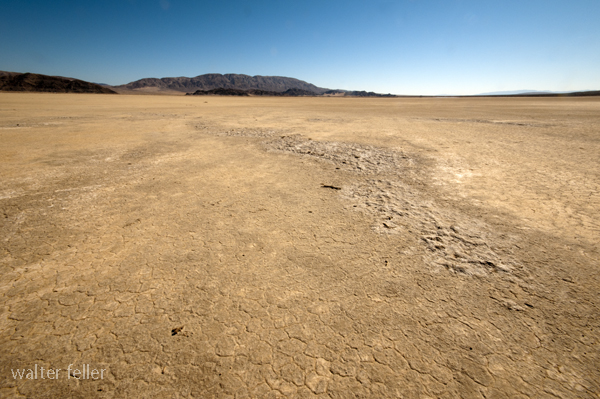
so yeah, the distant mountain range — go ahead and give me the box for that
[113,74,403,97]
[113,73,329,94]
[476,90,557,96]
[1,70,598,97]
[473,89,600,97]
[187,87,398,97]
[0,71,116,94]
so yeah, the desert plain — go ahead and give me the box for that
[0,92,599,398]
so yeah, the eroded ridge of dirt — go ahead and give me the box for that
[192,121,280,138]
[267,134,411,175]
[264,134,515,275]
[343,180,515,275]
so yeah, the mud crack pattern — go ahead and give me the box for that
[1,95,599,398]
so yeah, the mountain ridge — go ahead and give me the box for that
[0,72,117,94]
[113,73,329,94]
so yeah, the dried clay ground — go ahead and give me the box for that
[0,93,599,398]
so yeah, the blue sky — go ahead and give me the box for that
[1,0,599,95]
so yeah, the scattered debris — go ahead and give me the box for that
[321,184,341,190]
[171,326,184,336]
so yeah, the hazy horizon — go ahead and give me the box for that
[1,0,599,95]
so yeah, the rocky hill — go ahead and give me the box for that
[114,73,328,94]
[0,72,117,94]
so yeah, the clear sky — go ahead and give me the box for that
[1,0,599,95]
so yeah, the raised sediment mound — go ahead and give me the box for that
[192,124,518,276]
[0,72,117,94]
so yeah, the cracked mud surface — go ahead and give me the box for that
[1,94,599,398]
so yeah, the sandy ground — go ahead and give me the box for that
[0,92,598,398]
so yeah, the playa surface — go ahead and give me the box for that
[1,93,599,398]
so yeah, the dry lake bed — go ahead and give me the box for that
[0,93,599,398]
